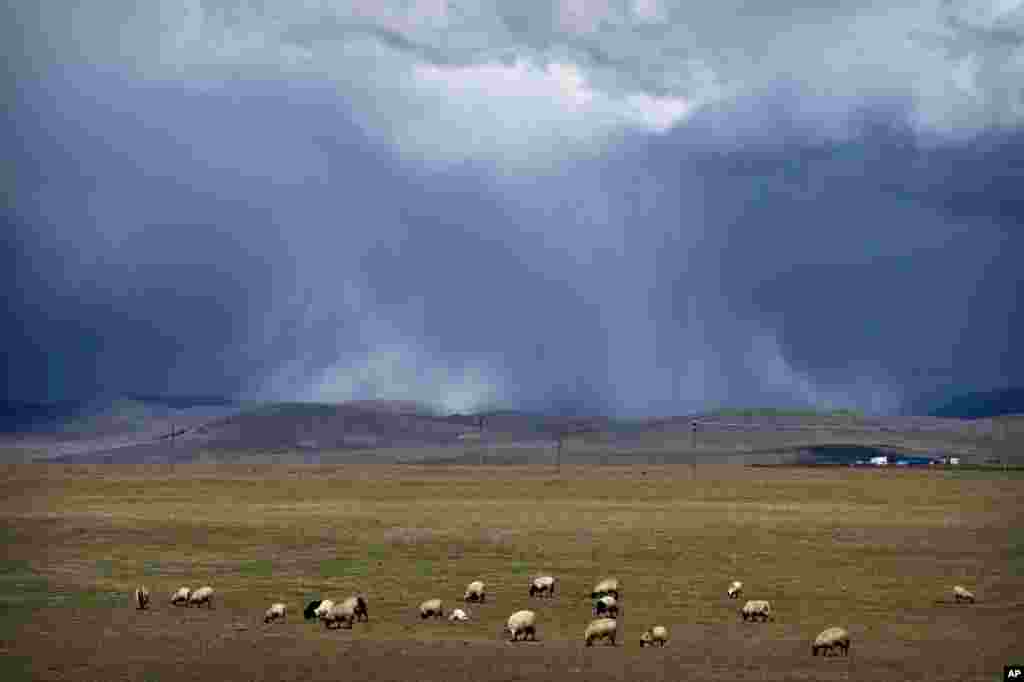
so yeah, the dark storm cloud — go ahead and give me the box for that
[5,0,1023,415]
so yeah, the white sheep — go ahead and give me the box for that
[727,580,743,599]
[953,585,975,603]
[419,598,444,619]
[591,577,619,600]
[322,600,356,629]
[584,617,617,646]
[812,626,850,657]
[529,575,556,598]
[134,586,150,610]
[740,599,772,622]
[170,587,191,606]
[313,599,335,623]
[264,603,287,624]
[593,595,619,618]
[448,608,470,622]
[506,610,537,641]
[640,625,668,647]
[464,580,486,603]
[188,586,214,609]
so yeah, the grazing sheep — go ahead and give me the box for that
[449,608,470,622]
[170,587,191,606]
[419,598,444,619]
[506,610,537,642]
[264,603,287,624]
[640,625,668,647]
[591,578,619,600]
[727,581,743,599]
[740,599,773,622]
[340,595,369,623]
[593,595,619,618]
[529,575,556,598]
[303,600,323,620]
[953,585,976,603]
[188,586,214,609]
[313,599,335,621]
[584,617,617,647]
[464,580,486,603]
[812,627,850,657]
[322,600,356,629]
[134,586,150,610]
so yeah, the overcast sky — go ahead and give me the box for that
[4,0,1023,416]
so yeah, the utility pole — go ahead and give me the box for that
[478,415,486,467]
[690,420,698,479]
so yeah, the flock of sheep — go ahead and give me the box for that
[132,576,978,657]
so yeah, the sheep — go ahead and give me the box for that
[640,625,668,647]
[591,578,619,600]
[313,599,335,622]
[134,586,150,610]
[727,581,743,599]
[953,585,976,603]
[188,586,214,609]
[303,600,324,620]
[593,595,619,618]
[584,617,617,647]
[448,608,470,622]
[340,595,369,623]
[322,600,356,629]
[740,599,773,622]
[464,580,486,603]
[264,603,287,624]
[170,587,191,606]
[812,626,850,657]
[419,598,444,619]
[506,610,537,642]
[529,575,556,598]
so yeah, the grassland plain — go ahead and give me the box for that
[0,463,1021,681]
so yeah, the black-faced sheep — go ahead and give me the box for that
[448,608,470,622]
[170,587,191,606]
[303,600,323,620]
[264,603,286,624]
[464,580,486,603]
[529,575,556,598]
[188,586,214,608]
[953,585,976,603]
[727,580,743,599]
[640,625,668,647]
[812,627,850,656]
[135,586,150,610]
[506,610,537,641]
[419,598,444,619]
[740,599,772,622]
[593,595,619,618]
[584,617,617,646]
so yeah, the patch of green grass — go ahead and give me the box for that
[508,561,530,576]
[0,526,18,546]
[366,544,388,561]
[0,655,33,682]
[96,559,113,578]
[320,558,369,578]
[238,559,273,577]
[142,560,162,576]
[414,560,433,577]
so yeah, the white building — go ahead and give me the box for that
[869,455,889,466]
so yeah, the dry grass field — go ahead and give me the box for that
[1,462,1022,681]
